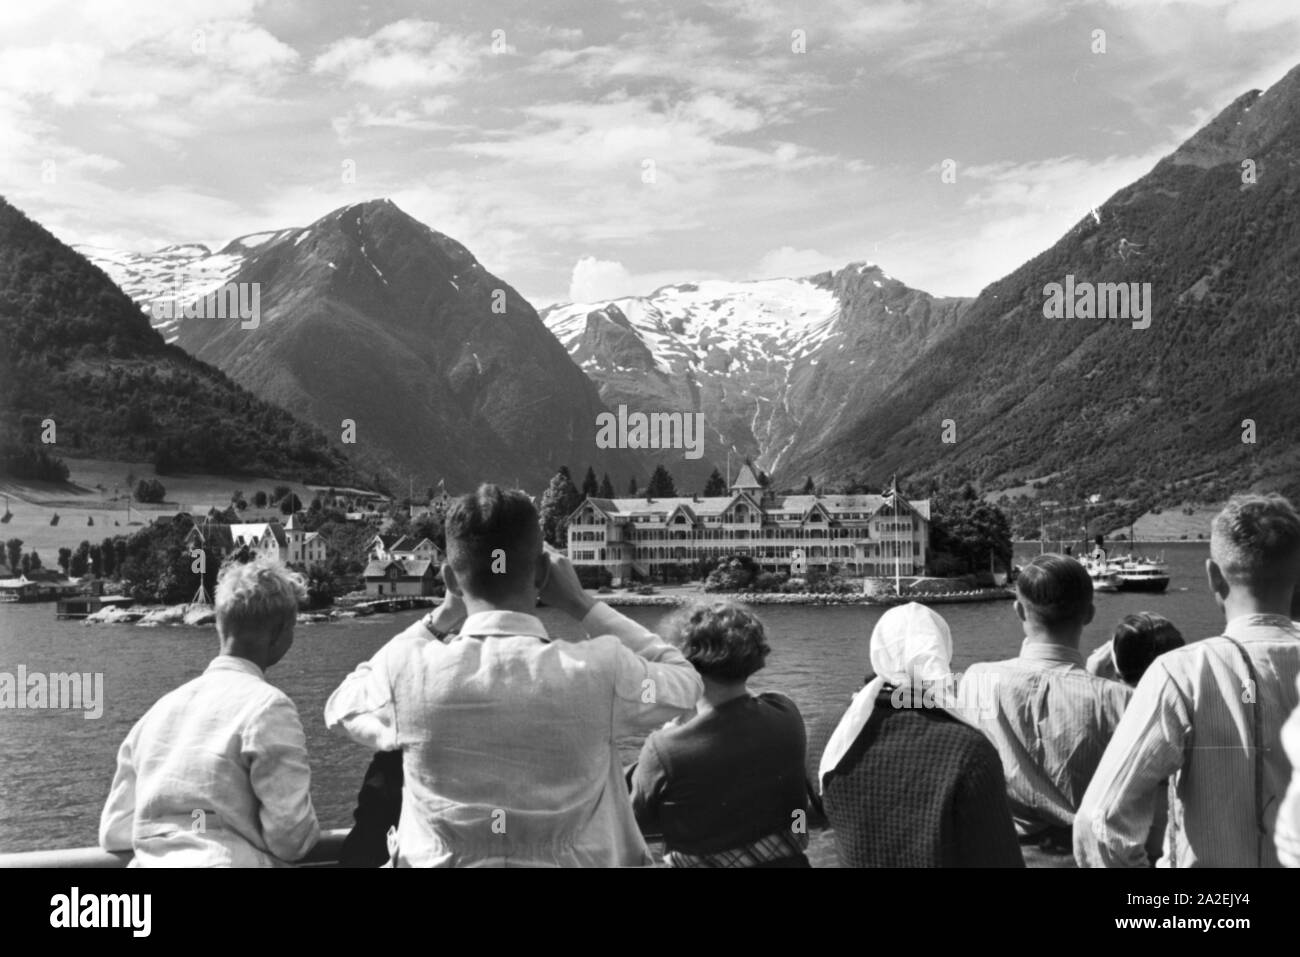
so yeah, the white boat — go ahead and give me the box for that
[1107,554,1171,593]
[1078,555,1121,592]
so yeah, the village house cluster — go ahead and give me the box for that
[185,513,328,567]
[361,532,445,597]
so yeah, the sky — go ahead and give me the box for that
[2,0,1298,306]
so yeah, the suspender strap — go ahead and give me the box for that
[1220,635,1266,865]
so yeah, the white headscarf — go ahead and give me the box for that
[818,602,957,791]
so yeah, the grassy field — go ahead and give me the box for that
[1125,507,1218,542]
[0,456,332,563]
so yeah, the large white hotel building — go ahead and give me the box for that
[565,464,930,580]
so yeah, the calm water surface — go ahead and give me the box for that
[0,542,1219,853]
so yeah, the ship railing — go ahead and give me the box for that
[0,828,351,868]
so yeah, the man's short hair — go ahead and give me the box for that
[669,601,770,682]
[215,555,306,636]
[1016,554,1093,627]
[445,484,541,602]
[1111,612,1184,685]
[1211,494,1300,590]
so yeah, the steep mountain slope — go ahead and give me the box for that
[0,197,366,486]
[791,62,1300,509]
[169,199,643,491]
[542,266,970,482]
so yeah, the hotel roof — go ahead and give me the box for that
[576,493,930,521]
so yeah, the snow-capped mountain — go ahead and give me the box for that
[75,215,969,491]
[70,205,646,490]
[541,265,971,484]
[75,230,300,342]
[156,199,641,491]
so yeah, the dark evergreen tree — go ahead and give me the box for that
[927,493,1013,577]
[5,538,22,573]
[539,468,582,547]
[134,478,166,503]
[581,466,599,497]
[646,465,677,498]
[598,473,615,498]
[703,469,728,496]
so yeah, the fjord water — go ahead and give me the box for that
[0,543,1220,854]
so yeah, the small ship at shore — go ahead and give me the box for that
[1103,554,1172,593]
[1075,543,1171,594]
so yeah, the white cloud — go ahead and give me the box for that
[559,256,732,306]
[5,0,1296,314]
[753,246,842,279]
[568,257,634,302]
[312,19,479,90]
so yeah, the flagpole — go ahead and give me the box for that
[893,474,900,593]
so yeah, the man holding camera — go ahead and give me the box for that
[326,484,702,867]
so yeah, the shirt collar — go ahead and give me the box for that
[1018,639,1085,667]
[459,610,550,641]
[206,654,266,679]
[1225,613,1300,638]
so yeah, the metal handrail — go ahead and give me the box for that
[0,828,351,868]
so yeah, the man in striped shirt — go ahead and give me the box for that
[1075,494,1300,867]
[961,556,1132,851]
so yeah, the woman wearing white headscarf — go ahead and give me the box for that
[817,603,1023,867]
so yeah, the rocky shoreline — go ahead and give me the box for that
[78,587,1012,625]
[81,596,438,627]
[601,587,1014,608]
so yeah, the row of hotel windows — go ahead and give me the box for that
[637,542,915,557]
[571,527,921,543]
[570,542,918,561]
[569,546,918,564]
[591,512,889,525]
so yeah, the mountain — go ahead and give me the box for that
[153,199,644,491]
[541,266,970,485]
[789,62,1300,516]
[75,231,299,344]
[0,197,366,487]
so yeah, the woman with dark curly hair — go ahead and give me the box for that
[1085,612,1185,686]
[629,601,810,867]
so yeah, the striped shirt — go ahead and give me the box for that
[1278,673,1300,867]
[1074,614,1300,868]
[961,640,1132,836]
[326,603,702,867]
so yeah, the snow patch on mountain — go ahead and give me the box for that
[76,242,248,343]
[542,277,841,378]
